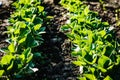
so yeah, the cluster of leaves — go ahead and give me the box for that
[0,0,46,79]
[60,0,120,79]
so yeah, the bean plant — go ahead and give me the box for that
[0,0,46,79]
[60,0,120,79]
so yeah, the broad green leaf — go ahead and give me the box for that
[1,55,14,65]
[23,18,31,22]
[0,70,4,77]
[78,18,85,23]
[89,68,95,74]
[34,24,41,31]
[20,54,25,62]
[8,43,15,53]
[97,30,106,37]
[19,22,26,28]
[37,6,44,12]
[98,55,111,68]
[15,21,26,28]
[18,37,26,44]
[14,29,20,34]
[26,0,31,4]
[96,41,103,45]
[22,48,33,63]
[83,74,96,80]
[97,66,107,73]
[78,77,86,80]
[19,0,25,4]
[104,76,113,80]
[73,61,86,66]
[84,6,89,15]
[88,31,93,44]
[102,22,109,26]
[22,48,31,58]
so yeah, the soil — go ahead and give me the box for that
[0,0,120,80]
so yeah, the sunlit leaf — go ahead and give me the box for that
[34,24,42,31]
[37,6,44,12]
[22,48,31,58]
[104,75,112,80]
[27,53,33,63]
[83,74,96,80]
[18,37,26,44]
[7,60,14,70]
[0,70,4,77]
[8,43,15,53]
[14,29,20,34]
[73,61,86,66]
[84,6,90,15]
[1,55,14,65]
[78,77,86,80]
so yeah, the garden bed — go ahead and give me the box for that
[0,0,120,80]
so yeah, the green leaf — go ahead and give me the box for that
[84,6,90,15]
[98,55,111,68]
[14,29,20,34]
[26,35,39,47]
[8,43,15,53]
[37,6,44,12]
[18,37,26,44]
[102,22,109,26]
[20,54,25,62]
[19,22,26,28]
[97,30,106,37]
[7,60,14,70]
[23,18,31,22]
[34,24,42,31]
[22,48,32,63]
[97,55,111,72]
[73,61,86,66]
[31,15,36,23]
[84,54,97,65]
[0,70,4,77]
[22,48,31,58]
[78,77,86,80]
[15,21,26,28]
[97,66,107,73]
[88,31,93,44]
[1,55,14,65]
[104,76,113,80]
[116,55,120,65]
[27,53,33,63]
[89,68,95,74]
[83,74,96,80]
[60,25,71,32]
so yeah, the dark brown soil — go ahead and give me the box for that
[32,3,79,80]
[0,0,12,58]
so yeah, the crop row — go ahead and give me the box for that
[60,0,120,80]
[0,0,46,79]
